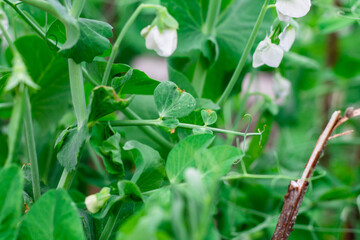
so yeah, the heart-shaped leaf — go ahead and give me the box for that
[201,109,217,126]
[154,81,196,118]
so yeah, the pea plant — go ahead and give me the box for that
[1,0,360,239]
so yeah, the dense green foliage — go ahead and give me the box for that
[0,0,359,239]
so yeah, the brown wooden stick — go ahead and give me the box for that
[271,108,360,240]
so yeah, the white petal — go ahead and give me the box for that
[85,195,100,213]
[276,8,291,23]
[279,24,296,51]
[276,0,311,18]
[252,39,267,68]
[142,25,177,57]
[261,43,284,68]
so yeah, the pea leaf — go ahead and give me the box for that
[18,189,85,240]
[88,86,129,122]
[13,35,71,131]
[123,140,166,192]
[201,109,217,126]
[166,134,214,183]
[0,165,24,240]
[154,81,196,118]
[86,61,160,95]
[90,123,125,176]
[55,125,88,171]
[47,18,113,63]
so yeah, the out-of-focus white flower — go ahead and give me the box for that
[276,0,311,20]
[85,187,111,214]
[253,36,284,68]
[273,72,291,105]
[279,24,295,52]
[141,25,177,57]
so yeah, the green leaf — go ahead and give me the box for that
[90,123,124,176]
[47,18,113,63]
[166,134,214,183]
[161,0,270,68]
[88,86,129,122]
[118,180,143,202]
[22,0,80,50]
[195,145,240,180]
[318,186,360,201]
[201,109,217,126]
[0,165,24,240]
[13,35,71,130]
[56,125,88,171]
[154,81,196,118]
[18,189,85,240]
[123,141,166,192]
[86,61,160,95]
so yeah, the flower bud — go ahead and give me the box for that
[85,187,111,214]
[141,25,177,57]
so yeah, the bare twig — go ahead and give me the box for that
[271,108,360,240]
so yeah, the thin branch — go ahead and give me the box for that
[271,107,360,240]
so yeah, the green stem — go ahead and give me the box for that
[23,88,41,201]
[57,168,76,190]
[0,17,16,53]
[216,0,269,106]
[121,108,173,150]
[57,1,87,189]
[71,0,87,19]
[203,0,221,34]
[99,210,121,240]
[5,87,26,166]
[101,3,161,85]
[192,0,221,97]
[192,57,207,97]
[68,59,87,128]
[109,118,262,137]
[4,0,47,41]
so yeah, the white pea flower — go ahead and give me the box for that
[141,25,177,57]
[279,24,295,52]
[253,36,284,68]
[85,187,110,214]
[276,0,311,20]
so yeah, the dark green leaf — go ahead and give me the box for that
[18,189,85,240]
[47,18,113,63]
[0,165,24,240]
[88,86,129,122]
[86,61,160,95]
[154,81,196,118]
[123,140,166,192]
[90,123,124,176]
[56,125,88,171]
